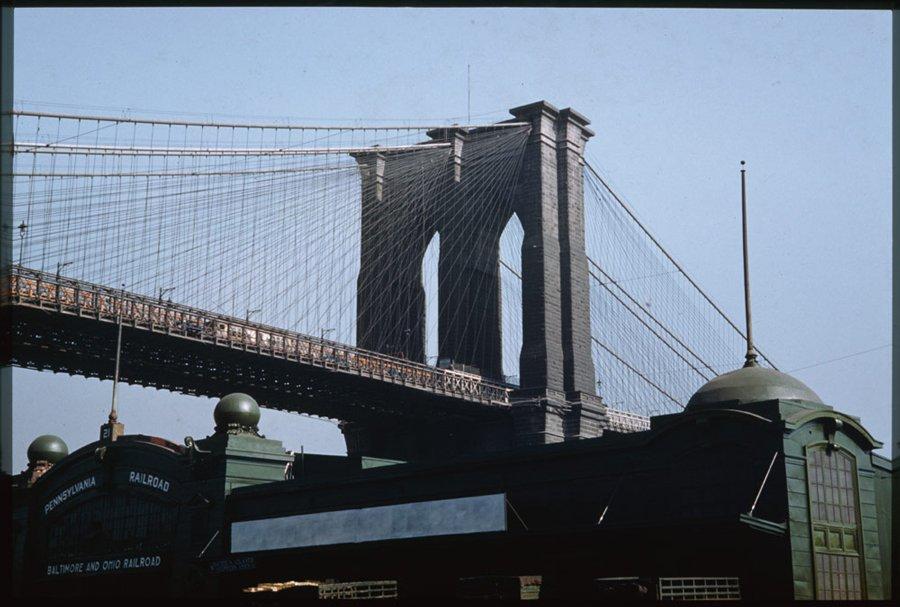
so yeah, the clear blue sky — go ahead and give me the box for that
[10,7,891,471]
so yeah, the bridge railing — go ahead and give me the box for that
[5,265,653,429]
[5,265,513,406]
[605,408,651,433]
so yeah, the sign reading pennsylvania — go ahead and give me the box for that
[44,476,97,515]
[128,470,171,493]
[46,555,162,577]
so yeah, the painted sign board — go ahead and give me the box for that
[231,493,507,553]
[43,476,97,515]
[45,555,162,577]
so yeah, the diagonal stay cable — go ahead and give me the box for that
[590,335,684,409]
[587,258,716,379]
[584,160,777,370]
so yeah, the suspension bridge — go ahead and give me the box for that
[3,100,776,461]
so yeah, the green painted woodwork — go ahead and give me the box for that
[195,428,292,494]
[783,403,887,600]
[871,455,892,600]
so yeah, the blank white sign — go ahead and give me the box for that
[231,493,507,553]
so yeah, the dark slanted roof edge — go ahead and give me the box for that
[784,409,882,451]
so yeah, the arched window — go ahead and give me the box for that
[498,213,523,385]
[806,445,864,600]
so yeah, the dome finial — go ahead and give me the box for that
[25,435,69,487]
[27,435,68,465]
[214,393,261,434]
[740,161,759,368]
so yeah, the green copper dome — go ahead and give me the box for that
[214,393,261,431]
[27,435,69,464]
[687,365,822,409]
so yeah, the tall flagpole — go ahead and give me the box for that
[110,293,123,423]
[741,161,759,368]
[101,283,126,441]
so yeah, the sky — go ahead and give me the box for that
[9,7,892,471]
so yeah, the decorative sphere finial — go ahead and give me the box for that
[27,435,68,465]
[214,393,261,434]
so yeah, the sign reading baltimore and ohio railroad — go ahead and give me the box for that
[46,555,162,577]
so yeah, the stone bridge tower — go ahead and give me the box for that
[347,101,606,460]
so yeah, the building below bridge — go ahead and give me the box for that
[10,367,893,600]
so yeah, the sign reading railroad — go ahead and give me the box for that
[44,476,97,515]
[128,470,171,493]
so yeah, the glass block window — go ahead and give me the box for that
[46,493,178,561]
[657,577,740,601]
[806,446,864,600]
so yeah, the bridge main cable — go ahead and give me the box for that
[590,335,684,409]
[7,109,530,132]
[12,141,453,156]
[587,257,717,379]
[584,160,778,370]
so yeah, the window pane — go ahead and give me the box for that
[807,448,864,600]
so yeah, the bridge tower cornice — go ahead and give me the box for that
[426,126,467,182]
[557,107,595,162]
[510,100,560,149]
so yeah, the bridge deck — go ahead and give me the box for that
[3,265,649,431]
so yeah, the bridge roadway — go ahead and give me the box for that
[2,265,649,433]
